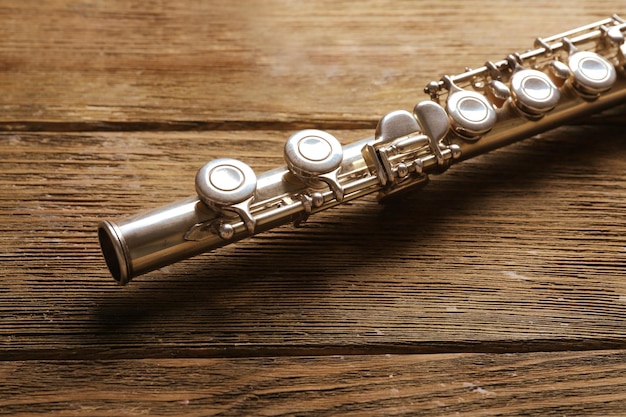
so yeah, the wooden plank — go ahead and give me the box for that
[0,0,622,128]
[2,1,626,415]
[1,350,625,416]
[1,125,625,359]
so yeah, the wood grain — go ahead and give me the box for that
[1,0,625,415]
[1,351,625,416]
[0,0,622,128]
[1,125,625,359]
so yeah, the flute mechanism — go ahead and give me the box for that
[99,15,626,284]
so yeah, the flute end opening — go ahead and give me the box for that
[98,221,132,285]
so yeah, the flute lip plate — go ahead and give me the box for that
[98,220,132,285]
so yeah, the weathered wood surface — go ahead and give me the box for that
[1,0,625,415]
[2,126,626,360]
[2,351,626,416]
[0,0,622,129]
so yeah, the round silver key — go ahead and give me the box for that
[568,50,616,96]
[446,90,497,139]
[284,130,343,177]
[510,69,560,117]
[195,158,257,208]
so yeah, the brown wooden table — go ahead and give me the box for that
[1,1,625,415]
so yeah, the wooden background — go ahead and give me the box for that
[1,1,625,415]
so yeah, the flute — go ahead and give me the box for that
[99,15,626,285]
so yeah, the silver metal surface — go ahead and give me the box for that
[99,15,626,284]
[284,130,343,177]
[374,110,421,143]
[549,60,572,86]
[195,158,258,234]
[195,158,257,207]
[510,67,561,117]
[444,76,497,139]
[413,100,450,164]
[567,48,616,96]
[284,129,345,201]
[485,80,511,108]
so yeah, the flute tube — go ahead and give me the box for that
[98,198,219,285]
[98,138,374,285]
[98,15,626,284]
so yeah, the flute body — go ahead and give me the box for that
[99,15,626,284]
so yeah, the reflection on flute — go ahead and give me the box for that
[99,15,626,285]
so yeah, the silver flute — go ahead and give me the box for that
[99,15,626,284]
